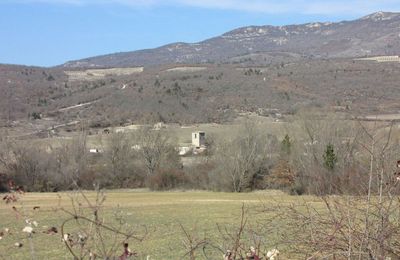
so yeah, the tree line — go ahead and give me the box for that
[1,112,400,195]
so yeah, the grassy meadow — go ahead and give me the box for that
[0,190,320,259]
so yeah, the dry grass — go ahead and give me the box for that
[164,67,207,73]
[364,113,400,121]
[65,67,143,81]
[106,114,286,146]
[0,190,316,259]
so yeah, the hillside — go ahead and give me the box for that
[63,12,400,68]
[1,57,400,137]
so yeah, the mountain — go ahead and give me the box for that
[63,12,400,68]
[3,57,400,132]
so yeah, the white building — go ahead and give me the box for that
[355,56,400,63]
[89,148,102,153]
[192,131,206,148]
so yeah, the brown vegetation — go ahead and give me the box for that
[1,58,400,137]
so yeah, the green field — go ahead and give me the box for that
[0,190,318,259]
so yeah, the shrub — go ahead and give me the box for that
[184,163,214,190]
[147,169,187,191]
[31,112,41,120]
[0,173,10,192]
[265,160,296,190]
[289,180,306,195]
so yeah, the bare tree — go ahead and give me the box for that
[132,127,180,176]
[288,111,363,194]
[51,132,90,190]
[0,129,11,173]
[211,121,270,192]
[102,132,142,187]
[268,120,400,259]
[0,138,54,191]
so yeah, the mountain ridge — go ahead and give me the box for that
[62,12,400,68]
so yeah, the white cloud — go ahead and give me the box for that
[5,0,400,15]
[175,0,400,15]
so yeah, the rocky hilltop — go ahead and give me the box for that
[63,12,400,68]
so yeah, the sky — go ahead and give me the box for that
[1,0,400,67]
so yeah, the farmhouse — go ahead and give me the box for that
[192,131,206,148]
[153,122,166,130]
[89,148,102,153]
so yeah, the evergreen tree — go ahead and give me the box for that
[323,143,337,171]
[281,134,292,156]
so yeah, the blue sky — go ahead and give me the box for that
[1,0,400,67]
